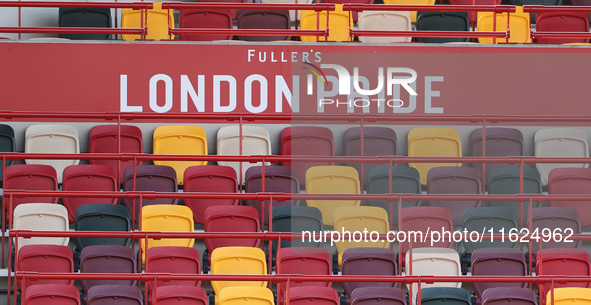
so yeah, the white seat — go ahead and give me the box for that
[217,126,271,184]
[13,203,69,250]
[535,128,589,185]
[358,11,412,43]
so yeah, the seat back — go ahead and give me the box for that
[416,12,470,43]
[300,4,352,42]
[216,126,272,183]
[281,126,335,184]
[482,288,537,305]
[86,285,143,305]
[399,207,454,253]
[211,246,267,294]
[545,288,591,305]
[0,124,15,181]
[75,204,132,250]
[535,128,589,185]
[24,124,80,183]
[237,10,290,41]
[448,0,502,22]
[527,207,582,252]
[13,203,69,249]
[537,248,591,304]
[510,0,562,23]
[342,248,398,299]
[305,165,361,225]
[471,127,525,179]
[122,2,174,40]
[358,11,411,42]
[477,6,532,44]
[260,0,313,20]
[276,247,332,304]
[323,0,374,21]
[24,284,80,305]
[382,0,436,22]
[80,245,136,294]
[407,127,462,185]
[122,165,178,221]
[420,288,471,305]
[406,248,462,305]
[334,206,390,254]
[344,127,398,183]
[272,206,324,250]
[218,287,274,305]
[179,9,233,41]
[140,205,194,263]
[548,167,591,226]
[204,205,261,253]
[471,248,528,304]
[4,164,59,222]
[183,165,239,224]
[462,207,518,252]
[153,125,208,184]
[154,286,208,305]
[59,7,111,40]
[571,0,591,25]
[18,245,74,288]
[146,246,201,290]
[351,287,407,305]
[287,286,340,305]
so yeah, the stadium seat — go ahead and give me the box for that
[287,286,340,305]
[462,207,518,253]
[300,4,353,42]
[24,124,80,183]
[470,127,525,180]
[17,245,74,288]
[527,207,582,253]
[179,9,233,41]
[407,127,462,185]
[75,204,131,250]
[146,246,200,291]
[244,165,300,225]
[0,124,15,181]
[13,203,69,249]
[260,0,313,21]
[216,125,272,183]
[122,165,178,221]
[80,245,136,295]
[448,0,502,23]
[153,125,208,184]
[272,206,324,250]
[477,6,532,44]
[217,286,274,305]
[487,166,543,224]
[471,248,528,305]
[183,165,239,224]
[305,165,361,225]
[210,246,267,297]
[427,166,483,226]
[399,207,454,254]
[281,126,335,185]
[535,128,589,185]
[358,11,412,43]
[62,164,118,223]
[351,287,407,305]
[24,284,80,305]
[153,286,208,305]
[548,167,591,227]
[482,288,537,305]
[323,0,374,21]
[86,285,143,305]
[342,248,398,303]
[366,165,422,226]
[510,0,562,23]
[537,248,591,304]
[58,8,111,40]
[571,0,591,23]
[383,0,436,22]
[237,10,291,41]
[416,12,470,43]
[88,125,144,183]
[406,248,462,305]
[344,127,398,183]
[140,205,194,264]
[420,287,471,305]
[545,287,591,305]
[4,164,59,222]
[121,2,174,41]
[276,247,332,304]
[536,13,590,44]
[195,0,247,19]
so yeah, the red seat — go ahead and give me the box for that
[344,127,398,184]
[122,165,178,222]
[399,206,454,254]
[537,248,591,304]
[536,13,590,44]
[183,165,239,224]
[179,9,233,41]
[146,246,201,292]
[237,10,291,41]
[88,125,143,183]
[24,284,80,305]
[62,164,118,223]
[470,128,525,180]
[548,168,591,227]
[287,286,340,305]
[154,286,208,305]
[276,247,332,304]
[80,245,136,295]
[17,245,74,289]
[4,164,58,222]
[281,127,335,185]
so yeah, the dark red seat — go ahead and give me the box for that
[183,165,238,224]
[344,127,397,184]
[122,165,178,222]
[276,247,332,304]
[342,247,398,303]
[86,285,143,305]
[287,286,340,305]
[351,287,407,305]
[17,245,74,289]
[88,125,143,183]
[146,246,201,292]
[548,168,591,227]
[537,248,591,304]
[80,245,136,295]
[153,286,208,305]
[427,166,483,226]
[280,127,335,185]
[536,13,590,44]
[482,287,537,305]
[399,206,454,254]
[527,207,582,254]
[179,9,233,41]
[244,165,300,225]
[24,284,80,305]
[195,0,247,19]
[62,164,118,222]
[237,10,290,41]
[470,128,524,180]
[4,164,58,222]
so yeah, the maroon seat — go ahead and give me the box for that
[88,125,143,183]
[244,165,300,225]
[351,287,407,305]
[342,247,398,303]
[448,0,502,23]
[183,165,238,224]
[536,13,590,44]
[276,247,332,304]
[87,285,143,305]
[527,207,582,254]
[146,246,201,292]
[471,248,528,305]
[4,164,58,222]
[17,245,74,289]
[195,0,247,19]
[344,127,397,184]
[399,206,454,254]
[24,284,80,305]
[280,126,335,186]
[537,248,591,304]
[80,245,136,295]
[287,286,340,305]
[154,286,208,305]
[122,165,178,222]
[237,10,290,41]
[548,168,591,227]
[62,164,118,223]
[571,0,591,24]
[482,287,537,305]
[427,166,483,226]
[470,128,524,180]
[179,9,233,41]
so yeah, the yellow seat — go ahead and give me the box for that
[477,6,531,44]
[305,165,361,226]
[218,287,274,305]
[153,125,208,185]
[140,205,194,263]
[546,288,591,305]
[382,0,436,23]
[300,4,352,42]
[407,127,462,185]
[121,2,175,41]
[211,246,267,302]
